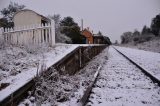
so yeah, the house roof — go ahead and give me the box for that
[81,28,93,35]
[93,36,104,39]
[93,34,101,36]
[13,9,51,22]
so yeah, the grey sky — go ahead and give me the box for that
[0,0,160,42]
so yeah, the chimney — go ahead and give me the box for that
[87,27,89,31]
[81,19,83,31]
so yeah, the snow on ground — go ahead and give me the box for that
[0,44,79,101]
[87,47,160,106]
[120,37,160,53]
[0,44,79,81]
[115,46,160,81]
[18,47,109,106]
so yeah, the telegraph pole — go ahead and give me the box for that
[81,19,83,31]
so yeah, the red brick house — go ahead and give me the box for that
[81,28,93,44]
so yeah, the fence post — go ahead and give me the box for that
[50,19,55,46]
[0,28,3,42]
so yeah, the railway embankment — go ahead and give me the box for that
[0,44,107,106]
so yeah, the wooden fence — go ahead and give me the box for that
[1,20,55,46]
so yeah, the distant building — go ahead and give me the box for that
[81,27,111,45]
[81,28,93,44]
[93,34,102,44]
[93,33,111,44]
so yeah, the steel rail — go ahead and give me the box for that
[113,47,160,86]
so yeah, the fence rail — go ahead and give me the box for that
[1,20,55,46]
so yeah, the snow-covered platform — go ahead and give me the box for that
[88,47,160,106]
[114,46,160,81]
[0,44,79,102]
[0,44,107,105]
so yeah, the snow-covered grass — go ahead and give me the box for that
[0,44,79,102]
[120,37,160,53]
[115,46,160,81]
[0,44,48,80]
[18,47,109,106]
[0,44,78,81]
[87,47,160,106]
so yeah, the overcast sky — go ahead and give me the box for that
[0,0,160,42]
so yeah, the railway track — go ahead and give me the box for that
[1,46,159,106]
[0,45,107,106]
[80,47,160,106]
[113,47,160,86]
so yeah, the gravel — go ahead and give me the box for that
[87,47,160,106]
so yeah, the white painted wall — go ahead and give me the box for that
[2,10,55,46]
[13,10,42,27]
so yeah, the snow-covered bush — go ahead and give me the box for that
[56,33,72,44]
[133,34,155,45]
[48,14,72,44]
[34,67,80,105]
[0,43,48,80]
[0,45,29,78]
[24,43,52,54]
